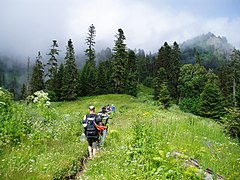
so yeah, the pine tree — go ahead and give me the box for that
[230,49,240,107]
[61,39,78,100]
[178,63,207,114]
[170,41,181,101]
[96,60,112,95]
[153,68,167,100]
[198,71,225,119]
[111,28,128,94]
[55,63,65,101]
[30,51,45,94]
[159,82,172,109]
[237,84,240,107]
[46,40,60,92]
[79,24,97,96]
[20,83,28,100]
[79,62,96,96]
[126,50,138,96]
[155,42,181,102]
[85,24,96,67]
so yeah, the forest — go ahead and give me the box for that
[1,25,240,137]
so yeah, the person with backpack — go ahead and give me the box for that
[82,105,102,159]
[98,106,109,146]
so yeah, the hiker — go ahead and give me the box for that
[111,104,116,113]
[106,104,112,112]
[82,105,102,159]
[98,106,109,146]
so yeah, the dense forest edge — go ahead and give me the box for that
[0,25,240,179]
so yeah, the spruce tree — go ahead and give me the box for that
[155,42,181,102]
[46,40,60,92]
[111,28,128,94]
[126,50,138,96]
[170,41,181,101]
[178,64,207,114]
[61,39,78,100]
[55,63,65,101]
[96,60,112,95]
[79,24,97,96]
[85,24,96,67]
[153,68,167,100]
[20,83,28,100]
[230,49,240,107]
[198,71,225,119]
[30,51,45,94]
[159,82,172,109]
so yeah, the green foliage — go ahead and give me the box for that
[46,40,59,93]
[198,73,225,119]
[1,91,240,179]
[30,51,45,94]
[222,108,240,139]
[0,88,30,144]
[179,97,200,115]
[153,67,167,100]
[85,24,96,66]
[82,97,240,179]
[111,28,128,94]
[96,60,113,95]
[61,39,78,100]
[79,61,97,96]
[155,42,181,101]
[158,82,172,109]
[179,63,207,99]
[126,50,138,97]
[237,84,240,107]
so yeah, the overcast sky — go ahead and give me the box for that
[0,0,240,59]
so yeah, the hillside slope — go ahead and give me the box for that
[0,90,239,179]
[54,92,239,179]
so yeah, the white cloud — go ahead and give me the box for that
[0,0,239,59]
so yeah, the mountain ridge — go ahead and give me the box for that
[179,32,234,68]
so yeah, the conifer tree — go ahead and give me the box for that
[170,41,181,101]
[85,24,96,67]
[80,62,96,96]
[20,83,28,100]
[159,82,172,109]
[79,24,97,96]
[126,50,138,96]
[155,42,180,102]
[111,28,128,94]
[55,63,65,101]
[61,39,78,100]
[136,49,147,83]
[198,71,225,119]
[96,60,112,95]
[30,51,45,94]
[46,40,60,92]
[153,68,167,100]
[230,49,240,107]
[178,63,207,114]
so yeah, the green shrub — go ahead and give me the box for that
[222,108,240,140]
[179,97,200,115]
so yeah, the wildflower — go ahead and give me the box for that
[166,152,171,158]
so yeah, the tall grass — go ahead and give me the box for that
[1,89,239,179]
[81,99,240,179]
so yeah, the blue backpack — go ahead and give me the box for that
[83,114,101,138]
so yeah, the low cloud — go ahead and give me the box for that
[0,0,239,61]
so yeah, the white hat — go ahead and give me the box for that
[89,105,95,110]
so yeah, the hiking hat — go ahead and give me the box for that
[89,105,95,110]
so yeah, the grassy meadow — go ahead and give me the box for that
[0,86,239,179]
